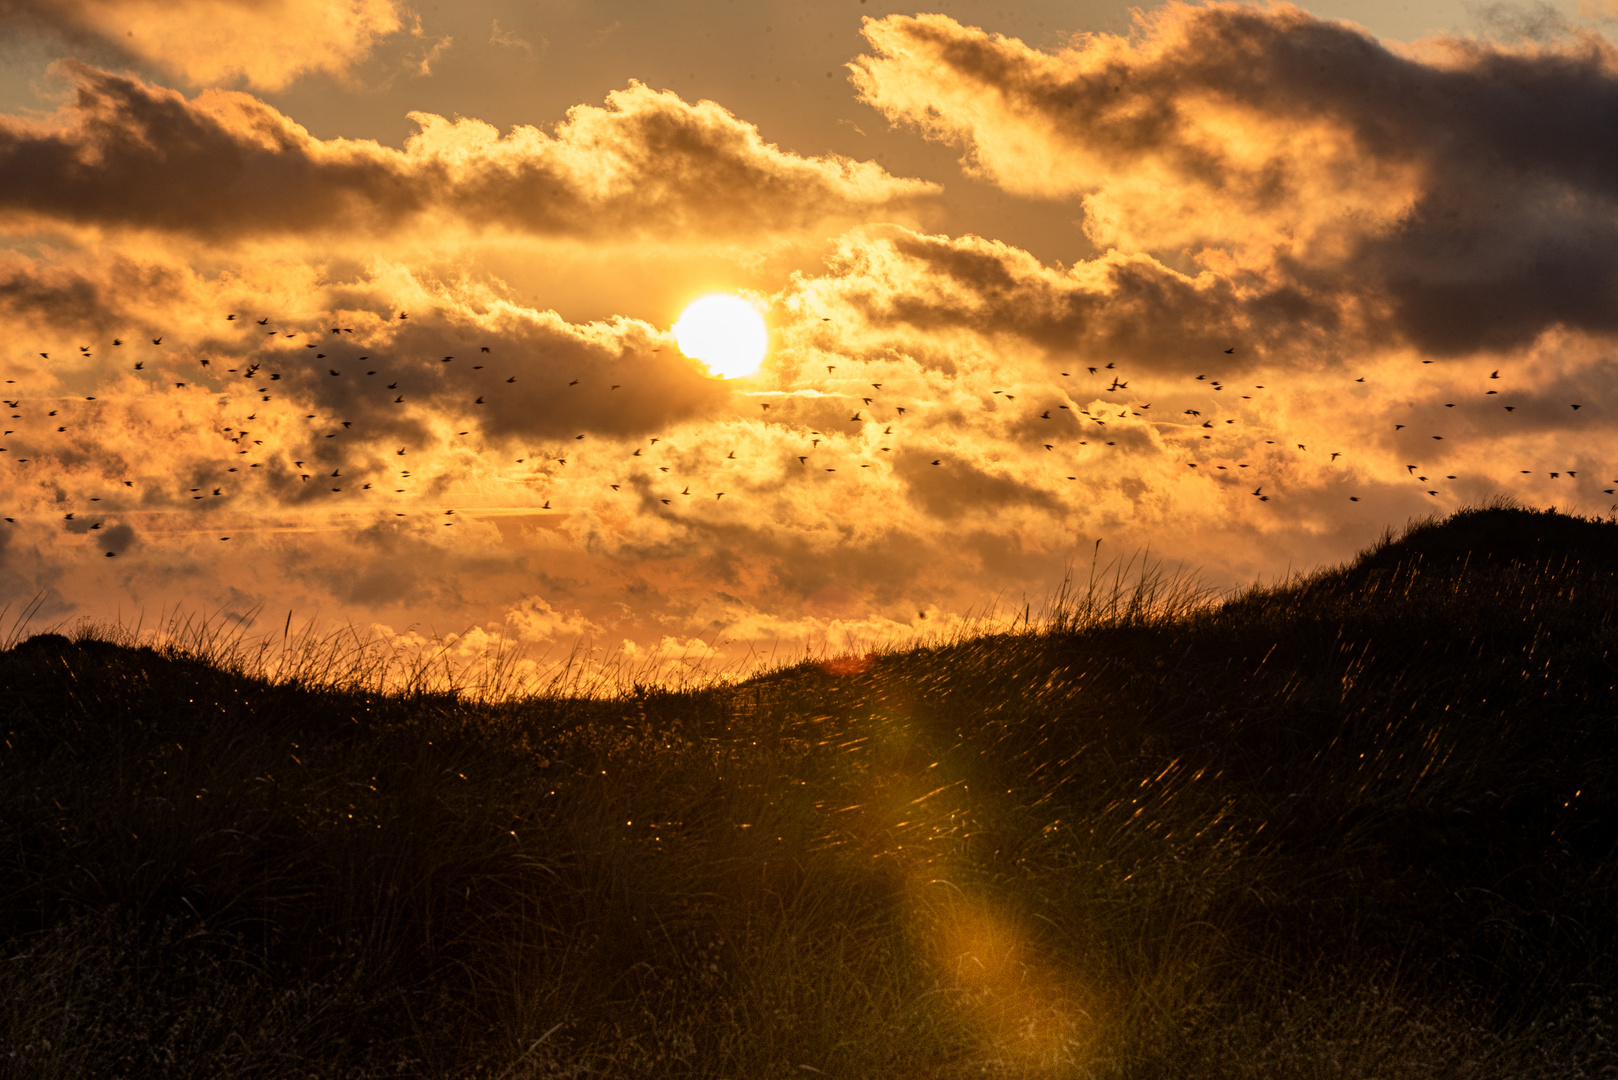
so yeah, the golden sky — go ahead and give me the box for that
[1,0,1615,676]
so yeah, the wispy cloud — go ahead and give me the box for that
[489,18,538,54]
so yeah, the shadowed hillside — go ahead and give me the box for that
[1,505,1615,1078]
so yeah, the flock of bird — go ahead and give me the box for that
[1,310,1613,556]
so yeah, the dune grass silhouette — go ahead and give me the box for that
[1,504,1614,1078]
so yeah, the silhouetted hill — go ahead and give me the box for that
[1,506,1614,1078]
[1337,502,1618,578]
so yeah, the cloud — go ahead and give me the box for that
[4,226,1616,675]
[0,62,939,243]
[0,249,742,517]
[490,19,537,54]
[505,596,602,643]
[403,13,452,79]
[785,226,1339,372]
[94,521,135,554]
[2,25,1617,681]
[850,5,1618,354]
[0,0,404,90]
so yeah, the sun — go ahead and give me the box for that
[673,294,768,378]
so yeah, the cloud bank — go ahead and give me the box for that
[852,4,1618,354]
[2,5,1617,679]
[0,62,938,242]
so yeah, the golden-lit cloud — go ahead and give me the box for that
[7,224,1613,674]
[0,62,938,244]
[0,0,405,90]
[851,5,1618,354]
[786,226,1342,372]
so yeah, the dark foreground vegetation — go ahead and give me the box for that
[2,505,1616,1078]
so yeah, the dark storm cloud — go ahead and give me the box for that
[0,61,936,242]
[851,5,1618,356]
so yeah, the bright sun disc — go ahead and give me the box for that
[673,294,768,378]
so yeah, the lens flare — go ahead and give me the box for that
[673,294,768,378]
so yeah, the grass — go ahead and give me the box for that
[1,503,1615,1078]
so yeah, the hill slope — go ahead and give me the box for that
[1,505,1615,1079]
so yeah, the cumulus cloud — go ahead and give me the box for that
[785,227,1338,372]
[0,62,938,243]
[505,596,601,643]
[0,0,404,90]
[851,5,1618,354]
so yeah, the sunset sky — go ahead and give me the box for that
[2,0,1615,676]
